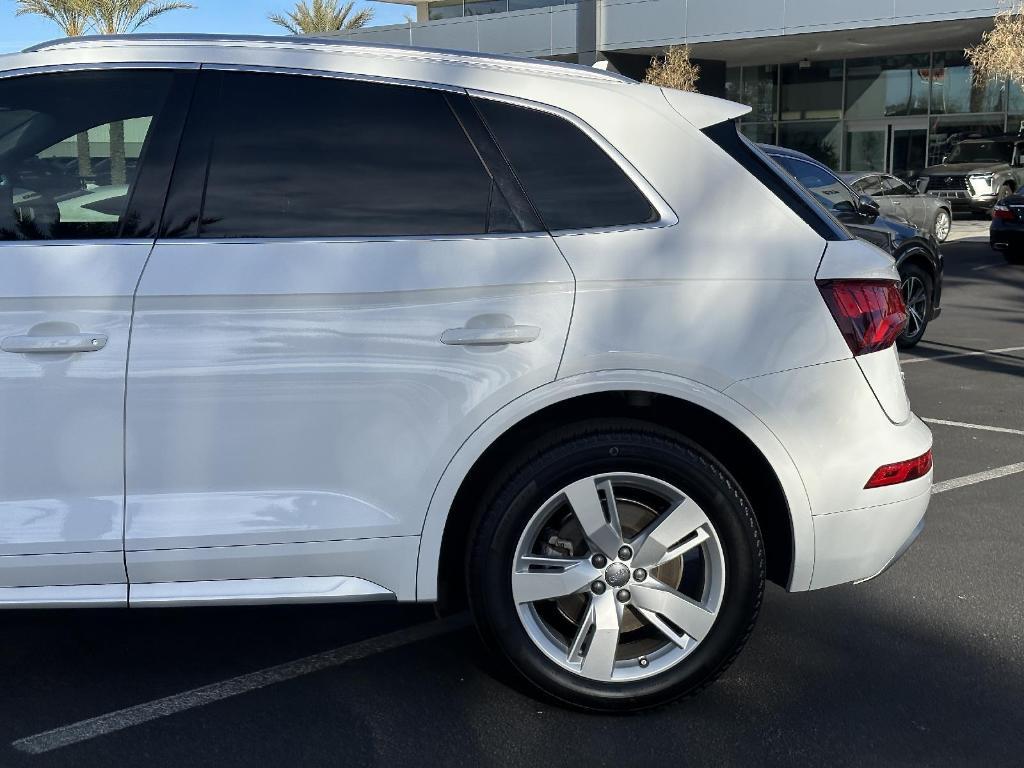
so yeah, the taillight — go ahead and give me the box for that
[865,450,933,488]
[992,203,1015,221]
[817,280,907,356]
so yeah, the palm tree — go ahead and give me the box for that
[79,0,194,185]
[15,0,94,177]
[82,0,195,34]
[269,0,373,35]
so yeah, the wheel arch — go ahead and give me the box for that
[896,243,937,284]
[417,371,815,607]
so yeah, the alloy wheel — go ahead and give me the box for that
[901,274,928,340]
[933,210,951,242]
[511,473,725,683]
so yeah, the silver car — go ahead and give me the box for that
[842,172,953,242]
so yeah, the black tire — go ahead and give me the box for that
[466,419,764,712]
[897,262,932,349]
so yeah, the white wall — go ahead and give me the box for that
[333,4,576,57]
[332,0,997,57]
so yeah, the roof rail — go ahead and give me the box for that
[21,33,634,84]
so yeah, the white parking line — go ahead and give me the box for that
[923,418,1024,437]
[971,262,1005,271]
[12,613,470,755]
[933,462,1024,494]
[901,345,1024,364]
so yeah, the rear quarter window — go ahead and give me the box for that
[472,97,658,232]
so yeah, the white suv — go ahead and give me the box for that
[0,35,932,710]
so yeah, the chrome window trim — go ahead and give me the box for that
[200,62,464,95]
[466,87,679,234]
[0,239,157,248]
[0,61,201,81]
[153,232,555,246]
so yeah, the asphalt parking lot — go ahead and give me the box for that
[1,225,1021,768]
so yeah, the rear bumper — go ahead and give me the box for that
[990,226,1024,251]
[726,356,933,592]
[810,483,930,589]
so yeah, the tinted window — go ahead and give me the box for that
[853,175,884,196]
[473,98,657,231]
[196,72,516,238]
[882,177,914,196]
[770,155,858,211]
[0,70,175,241]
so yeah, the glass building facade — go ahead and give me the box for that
[726,51,1024,179]
[429,0,568,20]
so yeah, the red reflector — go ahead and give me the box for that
[993,204,1015,221]
[865,450,933,489]
[818,280,908,356]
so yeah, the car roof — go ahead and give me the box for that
[957,134,1022,144]
[14,33,634,85]
[840,171,894,184]
[0,33,751,130]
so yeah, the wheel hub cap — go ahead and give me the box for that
[604,562,630,588]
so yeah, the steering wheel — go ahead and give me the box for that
[0,169,61,239]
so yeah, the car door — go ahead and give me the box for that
[123,69,575,597]
[882,176,922,226]
[0,67,193,599]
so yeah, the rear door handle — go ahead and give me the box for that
[440,325,540,346]
[2,333,108,354]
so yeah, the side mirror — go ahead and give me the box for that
[857,194,881,216]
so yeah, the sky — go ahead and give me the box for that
[0,0,410,53]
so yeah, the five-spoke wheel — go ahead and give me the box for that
[511,473,725,682]
[468,421,764,711]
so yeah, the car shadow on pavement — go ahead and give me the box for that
[0,578,1021,767]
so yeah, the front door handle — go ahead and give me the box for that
[2,333,108,354]
[440,325,540,346]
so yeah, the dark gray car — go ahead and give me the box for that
[842,172,953,242]
[916,135,1024,215]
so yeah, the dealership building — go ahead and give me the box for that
[329,2,1012,178]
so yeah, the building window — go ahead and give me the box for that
[780,60,842,120]
[741,65,778,121]
[464,0,508,15]
[725,67,741,105]
[929,51,1005,115]
[845,54,930,119]
[508,0,564,10]
[927,114,1006,167]
[428,0,464,20]
[778,121,842,168]
[740,122,776,145]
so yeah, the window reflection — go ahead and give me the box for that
[929,51,1004,115]
[464,0,508,15]
[780,60,843,120]
[740,122,776,145]
[428,0,464,19]
[927,115,1006,167]
[741,65,778,121]
[845,55,929,119]
[778,121,842,168]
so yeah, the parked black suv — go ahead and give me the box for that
[918,135,1024,215]
[761,144,943,348]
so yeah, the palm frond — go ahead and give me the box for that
[268,0,374,34]
[15,0,90,37]
[82,0,195,35]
